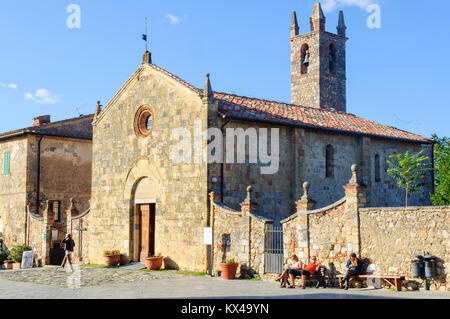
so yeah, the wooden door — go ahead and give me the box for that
[138,204,155,262]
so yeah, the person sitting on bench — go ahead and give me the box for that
[289,256,326,289]
[277,254,301,285]
[280,255,303,288]
[341,253,363,290]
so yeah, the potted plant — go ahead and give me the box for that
[103,250,121,266]
[145,253,164,270]
[220,259,239,280]
[4,260,14,270]
[8,244,31,270]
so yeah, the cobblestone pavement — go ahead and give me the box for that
[0,265,182,288]
[0,266,449,299]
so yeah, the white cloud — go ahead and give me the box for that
[24,89,62,105]
[165,14,181,25]
[0,82,18,89]
[322,0,376,12]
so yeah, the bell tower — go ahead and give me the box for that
[290,2,347,112]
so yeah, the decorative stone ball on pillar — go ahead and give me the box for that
[349,164,358,185]
[296,182,316,212]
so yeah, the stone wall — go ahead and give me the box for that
[211,189,269,276]
[282,165,449,291]
[209,119,433,222]
[26,135,92,217]
[360,206,450,292]
[0,137,28,247]
[207,120,297,222]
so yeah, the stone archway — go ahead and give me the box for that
[122,157,163,261]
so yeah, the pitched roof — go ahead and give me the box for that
[0,114,94,141]
[146,64,431,144]
[215,92,431,143]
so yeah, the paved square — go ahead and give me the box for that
[0,266,448,299]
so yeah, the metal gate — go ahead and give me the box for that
[264,224,284,274]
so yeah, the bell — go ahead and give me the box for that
[303,53,310,64]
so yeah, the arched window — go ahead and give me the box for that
[301,44,310,75]
[329,44,336,74]
[325,145,334,178]
[375,154,381,182]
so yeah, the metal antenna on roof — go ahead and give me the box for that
[75,104,87,117]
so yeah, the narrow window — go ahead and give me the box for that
[325,145,334,178]
[3,150,10,175]
[375,154,381,182]
[301,44,310,75]
[52,201,62,222]
[329,44,336,74]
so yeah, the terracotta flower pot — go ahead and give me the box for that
[13,263,21,270]
[220,263,239,280]
[145,256,163,270]
[5,263,13,270]
[104,254,121,266]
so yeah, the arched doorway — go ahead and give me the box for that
[132,177,157,262]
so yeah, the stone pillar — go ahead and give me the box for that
[66,198,80,260]
[240,186,257,216]
[342,164,366,256]
[41,201,52,265]
[343,164,367,210]
[295,182,316,261]
[239,186,258,276]
[66,198,78,236]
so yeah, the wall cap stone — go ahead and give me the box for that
[26,204,44,221]
[213,201,273,223]
[71,208,91,220]
[281,197,346,224]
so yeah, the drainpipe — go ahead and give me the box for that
[220,115,230,203]
[431,142,435,195]
[30,136,44,246]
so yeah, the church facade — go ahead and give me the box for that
[88,3,434,269]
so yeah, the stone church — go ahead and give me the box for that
[87,2,434,270]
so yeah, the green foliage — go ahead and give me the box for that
[431,135,450,206]
[0,249,9,265]
[103,250,120,256]
[226,259,236,264]
[8,244,32,263]
[387,150,432,207]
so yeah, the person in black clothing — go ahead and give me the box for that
[60,234,75,271]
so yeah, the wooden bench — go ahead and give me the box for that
[336,274,405,291]
[282,271,328,288]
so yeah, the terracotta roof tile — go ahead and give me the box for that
[148,64,432,144]
[214,92,431,143]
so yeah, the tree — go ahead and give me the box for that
[431,134,450,206]
[387,150,431,208]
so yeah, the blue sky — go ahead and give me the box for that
[0,0,449,138]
